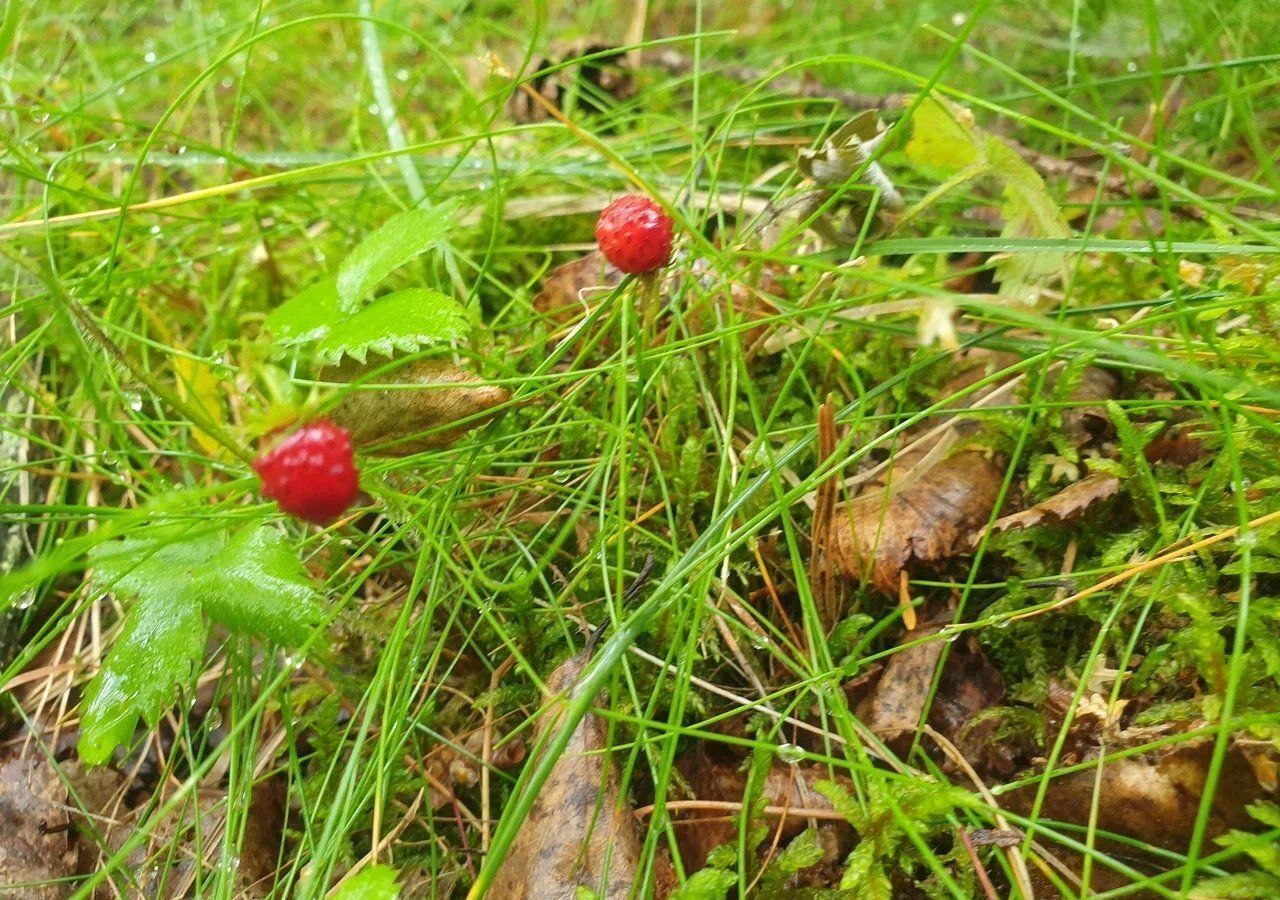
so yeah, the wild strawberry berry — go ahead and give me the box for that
[594,195,673,275]
[253,419,359,525]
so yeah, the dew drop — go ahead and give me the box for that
[395,68,410,82]
[777,743,805,765]
[1126,61,1138,72]
[13,591,35,610]
[205,709,223,730]
[143,51,157,64]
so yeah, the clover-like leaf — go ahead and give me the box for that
[315,288,469,365]
[264,277,344,345]
[79,524,324,765]
[336,203,458,312]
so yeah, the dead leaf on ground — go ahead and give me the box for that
[672,746,852,873]
[853,620,1019,774]
[326,359,509,455]
[1008,737,1274,855]
[1144,430,1206,467]
[1052,366,1117,447]
[489,648,642,899]
[0,747,78,899]
[423,728,526,810]
[830,449,1005,594]
[976,473,1120,542]
[533,251,623,325]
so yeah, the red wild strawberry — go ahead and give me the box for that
[254,419,359,525]
[594,195,673,275]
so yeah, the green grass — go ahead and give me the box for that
[3,0,1280,897]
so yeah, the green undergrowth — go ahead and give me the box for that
[3,1,1280,898]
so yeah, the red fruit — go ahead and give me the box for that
[594,195,673,275]
[254,419,359,525]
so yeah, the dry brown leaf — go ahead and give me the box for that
[1008,738,1272,854]
[0,749,78,899]
[1144,431,1205,467]
[977,473,1120,541]
[830,449,1005,594]
[1054,366,1117,447]
[533,251,623,325]
[327,359,509,455]
[672,746,852,873]
[490,649,641,899]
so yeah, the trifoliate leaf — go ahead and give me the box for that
[264,277,344,346]
[336,204,458,312]
[79,524,323,765]
[904,95,1071,304]
[330,865,401,900]
[315,288,469,365]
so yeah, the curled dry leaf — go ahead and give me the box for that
[490,649,641,899]
[533,250,622,325]
[976,472,1120,542]
[326,359,509,455]
[830,449,1005,595]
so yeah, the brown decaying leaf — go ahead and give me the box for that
[1008,739,1271,855]
[533,251,623,325]
[672,746,852,873]
[830,449,1005,594]
[0,748,78,899]
[326,359,509,455]
[852,620,1018,775]
[490,650,642,899]
[977,472,1120,541]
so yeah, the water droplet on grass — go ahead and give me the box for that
[778,743,805,764]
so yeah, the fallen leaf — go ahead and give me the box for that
[0,748,78,899]
[1144,431,1205,467]
[673,746,852,872]
[977,473,1120,541]
[533,251,622,325]
[326,359,509,455]
[1008,738,1273,854]
[1054,366,1117,447]
[489,648,642,899]
[830,449,1005,594]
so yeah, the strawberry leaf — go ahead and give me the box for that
[264,277,344,346]
[336,203,457,312]
[79,524,323,765]
[315,288,469,365]
[201,525,326,644]
[331,865,402,900]
[78,588,206,766]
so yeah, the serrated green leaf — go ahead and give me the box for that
[904,95,1071,304]
[315,288,469,365]
[200,526,326,645]
[668,868,737,900]
[79,524,322,765]
[264,277,343,346]
[1192,871,1280,899]
[904,96,984,177]
[330,865,401,900]
[336,204,457,312]
[78,589,206,765]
